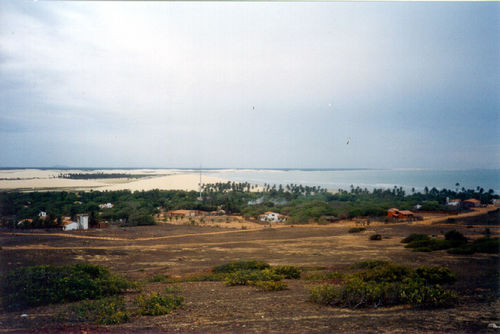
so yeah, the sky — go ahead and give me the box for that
[0,1,499,169]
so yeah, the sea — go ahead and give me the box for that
[205,169,500,194]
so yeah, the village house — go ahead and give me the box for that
[446,198,462,208]
[387,208,415,219]
[492,199,500,207]
[259,211,288,223]
[99,203,114,209]
[166,209,208,217]
[63,214,89,231]
[38,211,47,217]
[463,198,481,209]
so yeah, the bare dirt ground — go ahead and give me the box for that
[0,208,499,333]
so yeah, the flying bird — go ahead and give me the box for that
[346,137,351,145]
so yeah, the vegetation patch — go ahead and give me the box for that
[65,296,130,325]
[401,234,430,244]
[370,234,382,240]
[213,260,271,273]
[273,265,302,279]
[135,291,184,316]
[350,260,389,269]
[149,274,169,283]
[403,230,498,255]
[224,269,283,286]
[348,227,366,233]
[448,237,500,255]
[1,263,135,311]
[254,280,288,291]
[309,262,457,309]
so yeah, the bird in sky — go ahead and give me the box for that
[346,137,351,145]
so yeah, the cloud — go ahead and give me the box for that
[0,1,498,168]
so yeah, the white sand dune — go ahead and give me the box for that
[98,174,228,191]
[0,169,229,191]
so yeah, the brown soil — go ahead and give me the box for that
[0,209,499,333]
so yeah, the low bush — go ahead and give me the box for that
[66,296,130,325]
[149,274,168,283]
[414,266,456,285]
[348,227,366,233]
[444,230,468,245]
[273,266,302,279]
[405,239,452,252]
[370,234,382,240]
[471,237,500,254]
[351,260,389,269]
[447,237,500,255]
[401,234,430,244]
[2,263,135,311]
[254,280,288,291]
[135,292,183,316]
[355,263,411,283]
[309,263,457,309]
[224,269,283,286]
[213,260,270,273]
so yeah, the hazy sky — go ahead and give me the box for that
[1,1,499,169]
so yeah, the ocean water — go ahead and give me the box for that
[205,169,500,194]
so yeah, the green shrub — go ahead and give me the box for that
[2,263,135,311]
[447,246,475,255]
[309,278,404,308]
[149,274,168,283]
[414,266,456,285]
[444,230,468,245]
[401,281,457,308]
[355,263,411,283]
[254,280,288,291]
[224,269,283,286]
[405,239,452,251]
[351,260,389,269]
[401,234,430,244]
[471,237,500,254]
[135,292,183,316]
[370,234,382,241]
[273,266,302,279]
[309,263,457,309]
[348,227,366,233]
[213,260,270,273]
[67,296,129,325]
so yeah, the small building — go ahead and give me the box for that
[387,208,415,219]
[413,204,422,210]
[446,199,461,207]
[63,214,89,231]
[492,199,500,207]
[166,209,208,217]
[259,212,288,223]
[463,198,481,208]
[38,211,47,217]
[99,203,114,209]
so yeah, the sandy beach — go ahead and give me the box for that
[0,169,229,192]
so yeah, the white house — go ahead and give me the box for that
[446,198,461,207]
[99,203,114,209]
[38,211,47,217]
[259,212,288,223]
[63,214,89,231]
